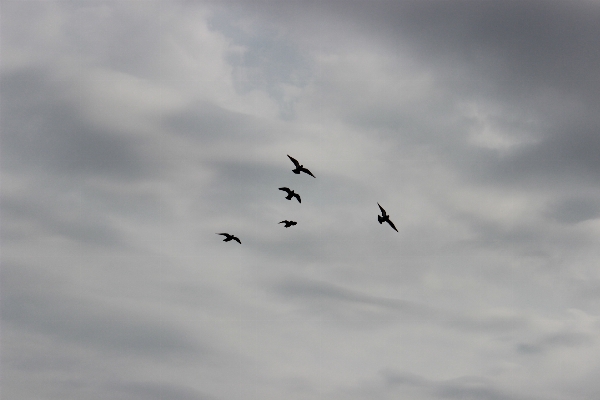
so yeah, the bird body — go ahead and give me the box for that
[216,233,241,243]
[287,155,315,178]
[279,187,301,203]
[279,220,297,228]
[377,203,398,232]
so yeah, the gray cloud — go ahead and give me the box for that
[1,263,202,359]
[1,194,125,248]
[383,371,532,400]
[104,381,215,400]
[274,277,438,318]
[1,68,156,181]
[4,1,600,399]
[273,277,531,335]
[472,116,600,188]
[516,331,594,355]
[546,197,600,224]
[232,0,600,189]
[163,100,273,144]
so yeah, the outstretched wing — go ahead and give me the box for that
[386,219,398,232]
[279,187,291,194]
[217,233,229,237]
[294,193,301,203]
[232,236,242,244]
[279,220,287,224]
[377,203,387,216]
[287,155,301,168]
[300,167,316,178]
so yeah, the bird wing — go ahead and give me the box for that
[300,167,315,178]
[279,220,286,224]
[294,193,301,203]
[386,219,398,232]
[279,187,290,193]
[377,203,387,216]
[217,233,229,237]
[287,155,301,168]
[233,236,241,244]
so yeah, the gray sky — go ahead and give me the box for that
[3,1,600,399]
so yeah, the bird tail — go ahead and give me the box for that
[378,215,384,224]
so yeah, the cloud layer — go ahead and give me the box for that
[3,1,600,399]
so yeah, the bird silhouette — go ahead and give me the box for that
[377,203,398,232]
[279,220,297,228]
[279,187,301,203]
[216,233,241,243]
[287,155,315,178]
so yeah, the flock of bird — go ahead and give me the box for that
[217,155,397,244]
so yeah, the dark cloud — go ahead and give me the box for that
[383,371,529,400]
[273,277,530,334]
[388,1,600,190]
[389,1,600,90]
[1,263,203,359]
[1,194,125,248]
[516,331,594,355]
[472,114,600,188]
[216,0,600,96]
[546,197,600,224]
[105,381,215,400]
[0,68,157,181]
[359,0,600,106]
[274,277,437,317]
[223,0,600,190]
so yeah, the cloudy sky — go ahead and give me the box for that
[3,1,600,399]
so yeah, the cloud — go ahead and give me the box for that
[0,68,157,181]
[163,100,272,144]
[516,331,594,355]
[546,197,600,224]
[373,370,534,400]
[4,1,600,399]
[273,277,533,336]
[104,381,215,400]
[208,10,310,118]
[1,262,203,359]
[274,277,438,319]
[1,193,125,248]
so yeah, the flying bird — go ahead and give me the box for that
[279,220,297,228]
[287,155,315,178]
[279,187,301,203]
[216,233,241,243]
[377,203,398,232]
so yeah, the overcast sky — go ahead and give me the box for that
[3,1,600,399]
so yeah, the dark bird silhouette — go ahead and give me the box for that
[279,187,301,203]
[216,233,241,243]
[279,220,297,228]
[287,155,315,178]
[377,203,398,232]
